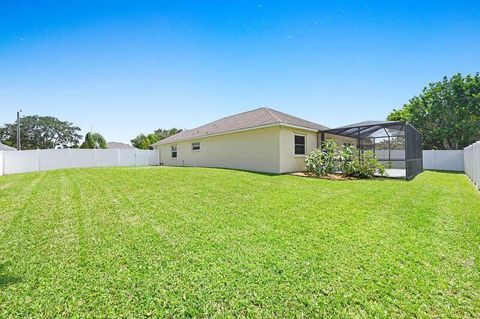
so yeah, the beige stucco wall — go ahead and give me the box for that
[156,126,281,173]
[154,128,360,174]
[278,126,318,173]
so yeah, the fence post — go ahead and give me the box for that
[93,149,97,168]
[464,141,480,190]
[0,151,3,176]
[135,149,138,166]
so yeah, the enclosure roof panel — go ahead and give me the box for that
[327,120,403,130]
[323,120,405,138]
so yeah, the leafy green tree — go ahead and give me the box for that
[80,132,107,149]
[388,73,480,149]
[131,128,182,149]
[130,134,151,149]
[0,115,82,149]
[153,128,182,140]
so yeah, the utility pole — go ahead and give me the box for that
[16,109,22,150]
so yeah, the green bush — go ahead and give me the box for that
[347,150,386,178]
[338,144,356,176]
[305,140,338,176]
[305,140,386,179]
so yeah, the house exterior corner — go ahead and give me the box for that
[155,126,282,174]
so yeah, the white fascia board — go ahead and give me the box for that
[156,123,319,146]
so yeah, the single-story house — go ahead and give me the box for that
[152,107,423,178]
[151,107,354,174]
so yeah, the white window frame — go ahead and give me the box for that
[294,134,306,156]
[171,145,178,159]
[192,142,201,151]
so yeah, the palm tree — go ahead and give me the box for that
[80,132,107,149]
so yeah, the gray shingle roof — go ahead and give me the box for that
[155,107,329,145]
[106,142,136,149]
[0,143,16,151]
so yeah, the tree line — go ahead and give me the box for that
[0,115,181,150]
[1,73,478,151]
[387,73,480,150]
[130,128,182,149]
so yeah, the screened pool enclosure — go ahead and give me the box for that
[322,121,423,179]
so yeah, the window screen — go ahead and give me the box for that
[171,145,177,158]
[294,135,306,155]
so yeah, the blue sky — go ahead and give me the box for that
[1,1,479,143]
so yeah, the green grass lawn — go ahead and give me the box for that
[0,168,479,318]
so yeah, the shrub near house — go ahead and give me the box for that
[305,140,385,178]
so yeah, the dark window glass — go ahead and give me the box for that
[294,135,306,155]
[171,146,177,158]
[295,145,305,155]
[295,135,305,145]
[192,142,200,151]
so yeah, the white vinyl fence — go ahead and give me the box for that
[464,141,480,189]
[0,149,159,176]
[422,150,464,171]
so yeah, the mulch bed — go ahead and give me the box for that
[289,171,359,180]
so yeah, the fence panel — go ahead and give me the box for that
[422,150,464,171]
[136,150,150,166]
[464,142,480,189]
[0,149,160,176]
[39,149,70,171]
[69,149,95,168]
[118,149,136,166]
[95,149,118,167]
[4,150,40,174]
[148,150,160,166]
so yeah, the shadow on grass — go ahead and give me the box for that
[424,169,464,175]
[160,165,281,177]
[0,262,22,288]
[154,165,423,181]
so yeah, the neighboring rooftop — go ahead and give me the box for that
[0,142,16,151]
[155,107,329,145]
[106,142,136,149]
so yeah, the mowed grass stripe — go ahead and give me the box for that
[0,168,478,318]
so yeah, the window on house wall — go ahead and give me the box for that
[192,142,200,151]
[294,135,306,155]
[171,145,177,158]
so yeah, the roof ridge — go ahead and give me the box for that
[211,107,267,123]
[262,107,282,123]
[155,107,330,145]
[181,107,271,133]
[266,107,327,128]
